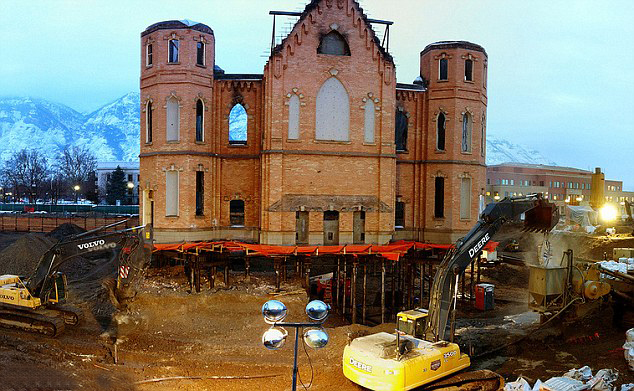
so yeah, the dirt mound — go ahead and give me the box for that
[482,263,529,286]
[0,233,55,276]
[46,223,86,241]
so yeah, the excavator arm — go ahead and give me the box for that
[424,195,559,342]
[26,221,152,302]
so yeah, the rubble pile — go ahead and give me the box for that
[0,233,55,275]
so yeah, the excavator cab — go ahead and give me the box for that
[396,309,428,340]
[48,272,68,304]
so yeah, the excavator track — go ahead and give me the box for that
[49,304,82,326]
[422,369,504,391]
[0,307,66,337]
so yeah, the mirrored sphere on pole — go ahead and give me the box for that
[305,300,330,321]
[262,327,287,350]
[262,300,288,323]
[303,328,329,349]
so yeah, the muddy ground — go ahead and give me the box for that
[1,230,634,390]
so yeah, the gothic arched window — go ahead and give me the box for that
[315,78,349,141]
[317,31,350,56]
[229,104,247,144]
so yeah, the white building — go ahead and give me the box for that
[96,161,140,204]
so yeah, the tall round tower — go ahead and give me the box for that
[139,20,215,242]
[420,41,488,242]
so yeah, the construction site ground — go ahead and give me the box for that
[1,228,634,390]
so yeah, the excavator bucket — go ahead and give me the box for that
[524,199,560,232]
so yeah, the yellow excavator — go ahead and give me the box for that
[0,221,152,337]
[343,195,560,390]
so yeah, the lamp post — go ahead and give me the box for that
[262,300,330,391]
[127,181,135,205]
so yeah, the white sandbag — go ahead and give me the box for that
[626,328,634,343]
[504,377,531,391]
[543,376,587,391]
[621,384,634,391]
[565,366,593,381]
[587,369,618,390]
[532,379,543,391]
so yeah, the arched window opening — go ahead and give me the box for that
[166,96,180,142]
[165,170,179,217]
[196,42,205,66]
[395,201,405,228]
[481,114,485,157]
[195,171,204,216]
[460,177,472,220]
[316,78,349,141]
[195,99,204,142]
[168,39,179,63]
[465,59,473,81]
[439,58,448,80]
[434,177,444,218]
[364,99,375,143]
[395,110,408,152]
[288,95,300,139]
[461,112,472,153]
[229,104,247,144]
[317,31,350,56]
[146,44,153,66]
[146,101,153,143]
[436,112,445,151]
[230,200,245,226]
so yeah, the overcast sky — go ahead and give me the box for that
[1,0,633,189]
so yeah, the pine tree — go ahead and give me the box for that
[105,166,126,205]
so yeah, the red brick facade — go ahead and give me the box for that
[139,1,487,244]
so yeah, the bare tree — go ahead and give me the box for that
[1,149,49,203]
[56,146,97,200]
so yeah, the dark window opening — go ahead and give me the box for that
[324,211,339,221]
[196,171,204,216]
[147,44,153,66]
[168,39,179,63]
[230,200,245,226]
[317,31,351,56]
[395,110,408,152]
[439,58,448,80]
[197,42,205,66]
[196,100,204,142]
[540,181,544,186]
[437,112,446,151]
[395,201,405,228]
[146,102,153,143]
[465,59,473,81]
[435,177,445,218]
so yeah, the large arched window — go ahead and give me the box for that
[229,104,247,144]
[166,96,180,142]
[146,101,153,143]
[436,112,445,151]
[364,99,375,143]
[316,78,349,141]
[195,99,204,142]
[288,95,300,139]
[317,31,350,56]
[461,112,472,153]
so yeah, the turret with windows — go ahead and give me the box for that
[139,20,216,240]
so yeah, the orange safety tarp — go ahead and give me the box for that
[153,240,499,260]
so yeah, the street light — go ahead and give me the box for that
[127,181,134,189]
[73,184,80,204]
[261,299,330,391]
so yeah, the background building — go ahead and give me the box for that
[486,163,633,216]
[96,161,140,205]
[139,0,487,244]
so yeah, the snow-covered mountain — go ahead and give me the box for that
[486,135,556,166]
[1,94,556,168]
[0,93,140,162]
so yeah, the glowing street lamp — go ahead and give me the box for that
[127,181,134,189]
[600,203,618,223]
[73,184,80,203]
[262,299,330,391]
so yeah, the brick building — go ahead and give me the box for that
[486,163,633,214]
[139,0,488,244]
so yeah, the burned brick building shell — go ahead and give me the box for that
[139,0,487,245]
